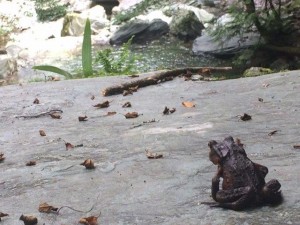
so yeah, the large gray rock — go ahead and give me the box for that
[169,9,205,41]
[192,33,261,57]
[110,19,169,45]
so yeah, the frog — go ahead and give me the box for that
[203,136,282,210]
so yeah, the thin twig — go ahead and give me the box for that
[14,110,63,119]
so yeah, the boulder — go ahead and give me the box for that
[61,5,109,36]
[0,55,18,85]
[169,9,205,41]
[110,19,169,45]
[192,33,261,57]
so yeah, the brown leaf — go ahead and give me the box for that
[258,97,264,102]
[79,216,99,225]
[122,102,132,108]
[39,129,46,136]
[199,68,211,76]
[169,108,176,113]
[268,130,278,136]
[80,159,95,169]
[240,113,252,121]
[79,115,88,121]
[0,212,8,221]
[26,161,36,166]
[123,90,133,96]
[129,86,139,92]
[50,112,61,119]
[19,214,38,225]
[0,153,5,162]
[235,138,244,148]
[38,202,59,213]
[91,95,95,100]
[182,101,195,108]
[65,142,74,150]
[93,100,110,108]
[33,98,40,104]
[106,111,116,116]
[145,150,163,159]
[163,106,176,115]
[125,112,139,119]
[293,144,300,149]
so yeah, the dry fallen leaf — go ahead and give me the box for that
[199,68,211,76]
[293,144,300,149]
[33,98,40,104]
[235,138,244,148]
[19,214,38,225]
[125,112,139,119]
[145,150,163,159]
[79,115,88,121]
[163,106,176,115]
[80,159,95,169]
[258,97,264,102]
[182,101,195,108]
[50,112,61,119]
[91,95,95,100]
[39,129,46,136]
[93,100,110,108]
[268,130,278,136]
[38,202,59,213]
[79,215,99,225]
[106,111,117,116]
[26,161,36,166]
[0,153,5,162]
[0,212,8,221]
[65,142,74,150]
[123,90,133,96]
[122,102,132,108]
[240,113,252,121]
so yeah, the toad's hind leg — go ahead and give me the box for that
[214,186,255,211]
[262,179,283,205]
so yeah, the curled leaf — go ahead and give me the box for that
[293,144,300,149]
[19,214,38,225]
[106,111,116,116]
[65,142,74,150]
[26,161,36,166]
[93,101,109,108]
[258,97,264,102]
[125,112,139,119]
[81,159,95,169]
[123,90,133,96]
[0,212,8,221]
[268,130,278,136]
[240,113,252,121]
[39,129,46,136]
[145,150,163,159]
[38,202,59,213]
[79,215,99,225]
[0,153,5,162]
[50,112,61,119]
[163,107,176,115]
[79,116,88,121]
[122,102,132,108]
[182,101,195,108]
[33,98,40,104]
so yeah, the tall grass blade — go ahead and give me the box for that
[82,18,92,77]
[32,65,72,78]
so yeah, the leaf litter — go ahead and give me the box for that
[145,150,163,159]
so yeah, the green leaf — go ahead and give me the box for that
[82,18,92,77]
[32,65,72,78]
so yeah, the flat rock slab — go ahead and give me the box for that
[0,71,299,225]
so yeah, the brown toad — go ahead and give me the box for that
[203,136,282,210]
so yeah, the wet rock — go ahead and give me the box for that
[110,19,169,45]
[192,33,261,57]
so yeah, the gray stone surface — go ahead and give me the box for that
[0,70,299,225]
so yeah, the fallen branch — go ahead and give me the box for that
[14,110,63,119]
[102,67,232,96]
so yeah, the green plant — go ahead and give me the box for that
[95,36,138,75]
[34,0,66,22]
[113,0,161,24]
[33,19,92,78]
